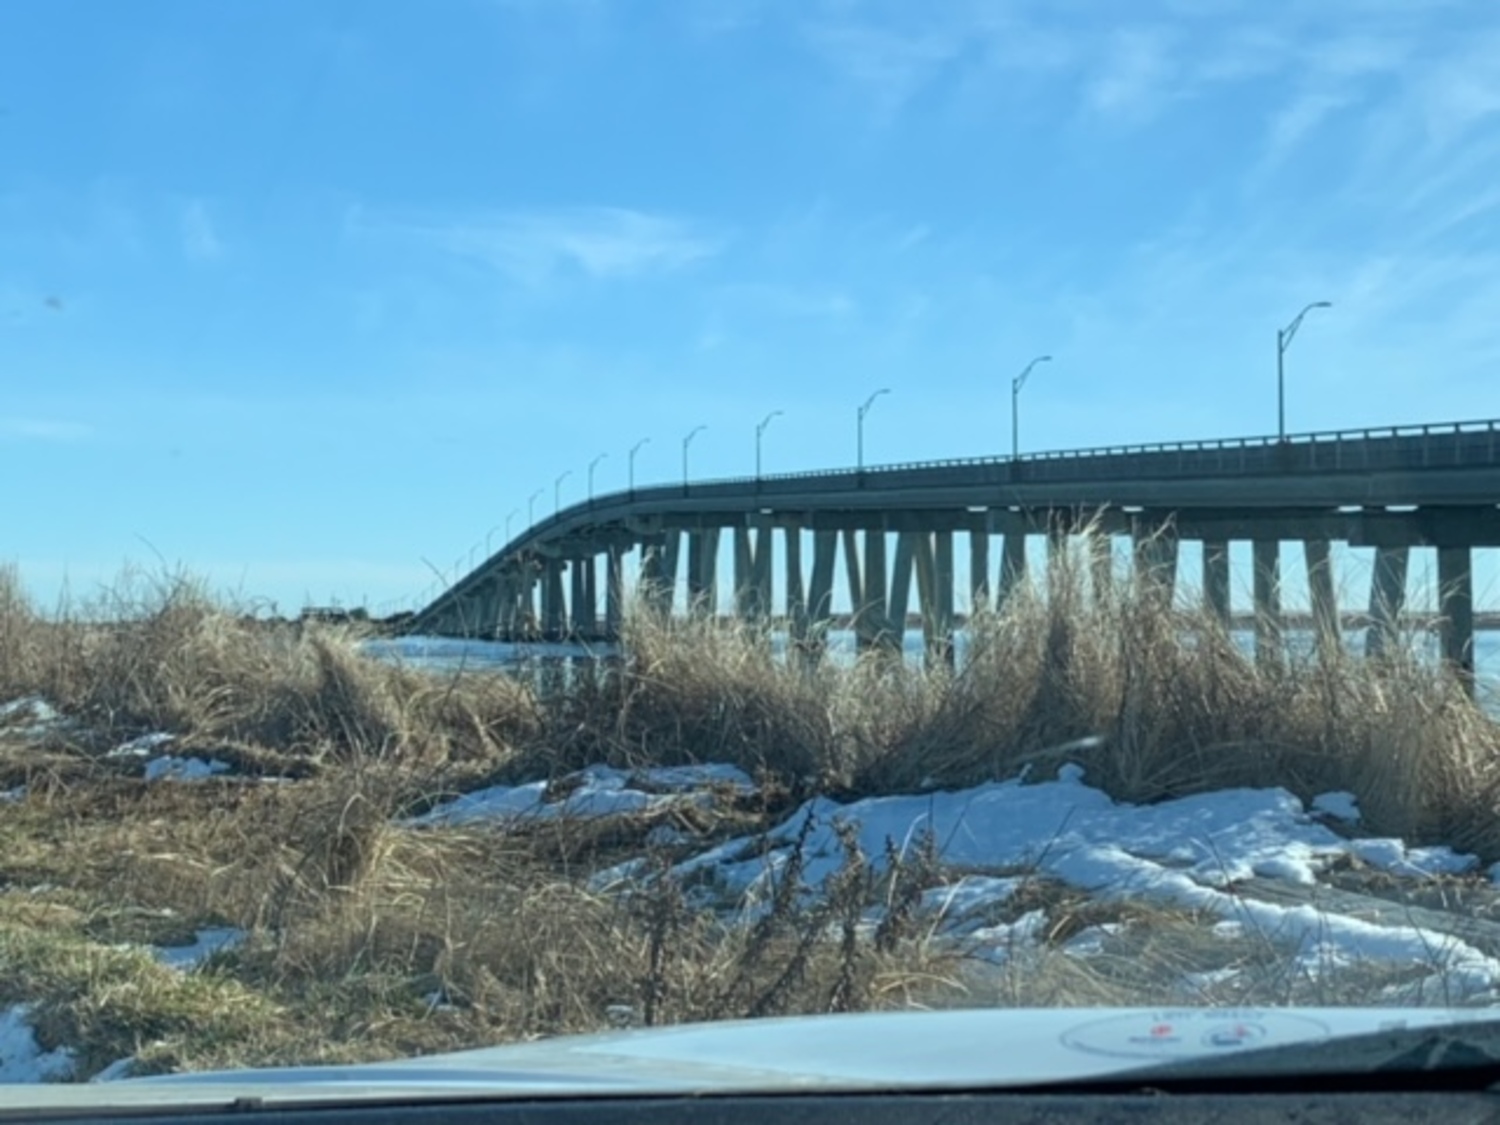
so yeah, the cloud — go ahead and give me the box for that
[361,206,726,286]
[0,418,92,442]
[180,200,223,262]
[1085,27,1177,120]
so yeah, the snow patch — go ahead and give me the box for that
[144,756,230,783]
[0,1005,74,1083]
[665,769,1498,997]
[1312,791,1360,823]
[108,732,175,758]
[153,927,244,970]
[407,764,745,828]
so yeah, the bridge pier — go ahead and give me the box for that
[1438,546,1475,690]
[997,531,1027,608]
[543,559,566,640]
[857,529,891,650]
[785,528,809,654]
[1252,540,1281,666]
[807,530,837,652]
[686,529,720,618]
[1305,539,1339,655]
[1133,526,1178,598]
[1203,540,1231,628]
[970,524,990,614]
[1090,533,1114,606]
[1365,545,1409,659]
[605,547,624,639]
[571,557,596,639]
[888,532,915,653]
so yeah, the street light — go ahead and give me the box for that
[485,522,507,555]
[554,470,571,515]
[857,389,890,471]
[528,488,542,526]
[629,437,650,492]
[682,424,707,486]
[588,452,608,500]
[755,410,783,478]
[1277,301,1332,441]
[1011,355,1052,459]
[505,508,519,541]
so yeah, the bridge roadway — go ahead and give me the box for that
[408,417,1500,683]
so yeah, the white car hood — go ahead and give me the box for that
[6,1006,1499,1115]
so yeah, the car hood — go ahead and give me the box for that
[6,1007,1500,1116]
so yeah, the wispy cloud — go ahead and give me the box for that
[359,206,727,287]
[180,199,223,262]
[0,417,92,442]
[1085,27,1178,120]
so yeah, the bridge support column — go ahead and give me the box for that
[543,559,566,640]
[1090,533,1113,606]
[807,530,838,658]
[935,530,956,668]
[785,528,808,651]
[733,527,754,618]
[1365,546,1409,659]
[1203,540,1231,629]
[1438,546,1475,693]
[571,556,596,639]
[1304,540,1338,658]
[605,547,625,640]
[686,529,719,618]
[997,531,1027,609]
[752,528,773,624]
[857,529,890,651]
[888,532,915,653]
[1252,540,1281,667]
[1133,527,1178,599]
[970,525,990,614]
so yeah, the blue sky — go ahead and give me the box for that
[4,0,1500,614]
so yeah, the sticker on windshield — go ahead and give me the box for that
[1061,1010,1332,1060]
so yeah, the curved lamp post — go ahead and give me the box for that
[1277,302,1332,441]
[857,389,890,471]
[682,424,707,486]
[1011,355,1051,459]
[756,410,783,479]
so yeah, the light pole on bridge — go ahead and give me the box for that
[1277,301,1332,442]
[506,509,519,541]
[1011,355,1052,460]
[529,489,543,526]
[755,410,783,479]
[682,424,707,486]
[554,470,571,516]
[857,389,890,472]
[588,453,608,501]
[629,437,650,493]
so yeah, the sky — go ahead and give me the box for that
[3,0,1500,615]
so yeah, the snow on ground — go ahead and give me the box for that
[0,696,74,742]
[152,927,244,970]
[661,764,1497,1000]
[0,785,24,803]
[0,1005,74,1083]
[408,763,753,828]
[1311,791,1360,823]
[143,756,231,783]
[107,732,176,758]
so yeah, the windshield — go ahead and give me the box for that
[4,0,1500,1095]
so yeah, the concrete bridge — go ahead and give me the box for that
[407,418,1500,681]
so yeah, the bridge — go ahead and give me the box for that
[407,417,1500,681]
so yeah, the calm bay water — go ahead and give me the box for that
[365,629,1500,718]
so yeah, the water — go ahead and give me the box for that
[367,629,1500,718]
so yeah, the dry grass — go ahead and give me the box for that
[2,557,1499,1079]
